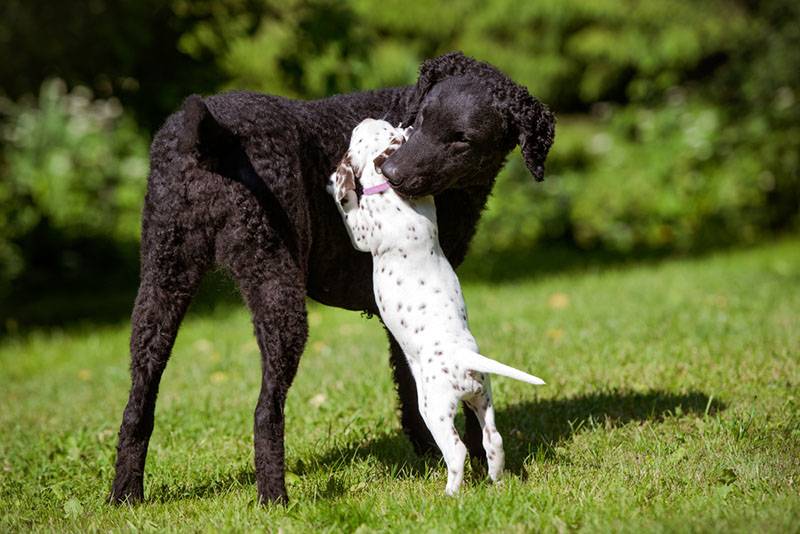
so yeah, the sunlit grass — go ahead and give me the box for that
[1,239,799,532]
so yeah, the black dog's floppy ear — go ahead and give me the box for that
[508,86,555,181]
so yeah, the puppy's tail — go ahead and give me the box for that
[456,348,545,386]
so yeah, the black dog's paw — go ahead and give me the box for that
[108,476,144,506]
[257,485,288,507]
[400,413,441,457]
[107,489,144,506]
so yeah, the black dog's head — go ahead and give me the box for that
[381,52,555,197]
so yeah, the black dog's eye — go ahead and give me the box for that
[450,132,470,145]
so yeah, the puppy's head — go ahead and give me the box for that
[381,52,555,197]
[328,119,406,204]
[350,118,406,174]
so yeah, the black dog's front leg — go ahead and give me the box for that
[386,330,486,460]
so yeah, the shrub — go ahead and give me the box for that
[472,94,796,255]
[0,79,148,292]
[186,0,798,255]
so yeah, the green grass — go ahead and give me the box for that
[2,239,799,532]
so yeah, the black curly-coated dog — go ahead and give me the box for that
[109,52,555,505]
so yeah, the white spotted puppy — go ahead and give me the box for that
[327,118,545,495]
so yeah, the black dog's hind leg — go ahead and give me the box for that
[463,401,488,468]
[109,220,209,504]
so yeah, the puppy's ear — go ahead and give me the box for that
[334,155,356,201]
[507,86,555,182]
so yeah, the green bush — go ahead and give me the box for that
[179,0,798,255]
[473,95,788,255]
[0,0,798,298]
[179,0,751,107]
[0,79,148,291]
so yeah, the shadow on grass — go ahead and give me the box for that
[3,236,758,334]
[142,389,723,502]
[310,389,724,481]
[457,242,709,284]
[149,466,256,504]
[1,247,673,334]
[0,269,244,336]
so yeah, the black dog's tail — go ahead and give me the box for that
[177,94,236,158]
[176,94,264,195]
[175,94,302,269]
[177,94,209,153]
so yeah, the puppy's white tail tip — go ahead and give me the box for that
[456,348,546,386]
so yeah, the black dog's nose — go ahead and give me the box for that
[381,159,400,184]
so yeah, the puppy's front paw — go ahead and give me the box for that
[326,173,337,197]
[334,156,356,201]
[340,189,358,212]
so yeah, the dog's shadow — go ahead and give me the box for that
[154,389,722,502]
[304,389,723,479]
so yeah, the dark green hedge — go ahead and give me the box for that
[1,0,798,293]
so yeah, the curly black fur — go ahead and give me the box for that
[109,52,555,505]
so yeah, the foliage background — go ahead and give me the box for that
[0,0,798,304]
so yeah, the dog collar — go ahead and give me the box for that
[362,182,391,195]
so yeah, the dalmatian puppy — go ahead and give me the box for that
[327,118,545,495]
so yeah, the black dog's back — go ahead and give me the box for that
[153,87,414,308]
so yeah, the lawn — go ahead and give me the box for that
[1,239,799,532]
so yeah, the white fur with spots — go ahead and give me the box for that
[327,118,544,495]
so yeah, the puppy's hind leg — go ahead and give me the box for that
[424,390,468,495]
[466,380,505,483]
[388,333,438,456]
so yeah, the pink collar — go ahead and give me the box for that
[362,182,391,195]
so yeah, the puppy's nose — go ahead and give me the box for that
[381,159,400,184]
